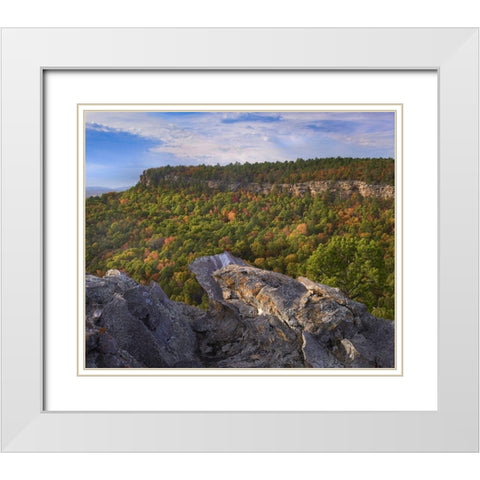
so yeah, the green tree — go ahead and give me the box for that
[306,235,391,317]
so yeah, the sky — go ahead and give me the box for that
[85,111,395,188]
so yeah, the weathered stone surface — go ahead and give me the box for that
[85,319,144,368]
[141,174,395,200]
[85,274,202,368]
[85,252,395,369]
[208,179,395,199]
[98,294,168,367]
[204,254,394,368]
[189,251,247,304]
[85,269,137,318]
[150,297,202,367]
[193,305,304,368]
[213,265,305,328]
[301,332,343,368]
[123,285,163,331]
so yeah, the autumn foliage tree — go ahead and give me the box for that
[86,157,395,318]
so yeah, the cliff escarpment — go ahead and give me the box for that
[206,180,394,199]
[140,176,394,200]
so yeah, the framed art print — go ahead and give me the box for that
[47,73,421,413]
[77,102,402,377]
[1,28,478,451]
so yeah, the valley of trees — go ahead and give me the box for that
[86,157,395,319]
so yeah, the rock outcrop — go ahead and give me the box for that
[86,253,394,369]
[85,270,203,368]
[204,179,394,200]
[140,173,394,200]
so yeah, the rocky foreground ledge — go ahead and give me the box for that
[86,252,394,369]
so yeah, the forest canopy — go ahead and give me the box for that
[140,156,394,187]
[86,157,395,319]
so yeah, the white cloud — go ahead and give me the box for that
[86,110,394,166]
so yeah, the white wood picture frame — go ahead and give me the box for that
[1,28,478,452]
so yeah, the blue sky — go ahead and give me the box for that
[85,111,395,188]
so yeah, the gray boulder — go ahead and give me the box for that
[85,252,395,369]
[98,294,167,367]
[194,253,394,368]
[85,274,202,368]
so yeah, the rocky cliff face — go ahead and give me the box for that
[205,179,394,200]
[139,174,394,200]
[86,252,394,369]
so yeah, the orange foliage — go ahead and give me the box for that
[296,223,308,235]
[317,232,327,242]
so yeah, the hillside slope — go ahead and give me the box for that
[86,157,396,319]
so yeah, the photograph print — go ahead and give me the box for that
[83,107,398,371]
